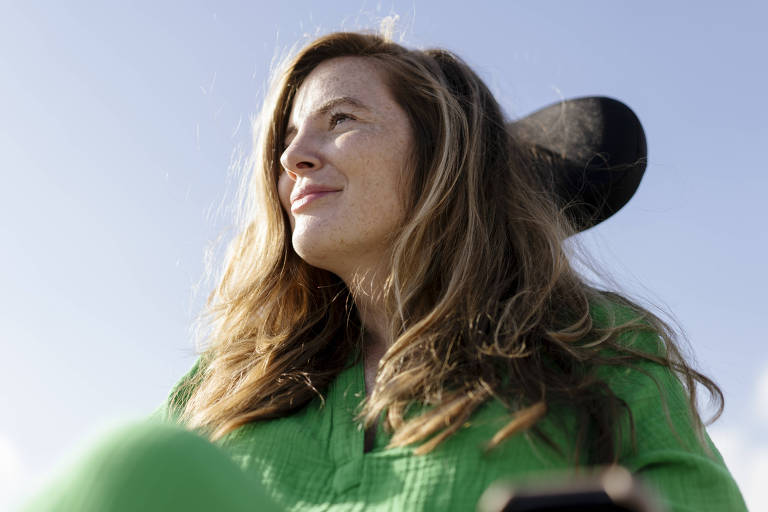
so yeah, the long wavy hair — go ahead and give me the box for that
[174,31,722,464]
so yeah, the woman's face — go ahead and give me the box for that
[278,56,413,276]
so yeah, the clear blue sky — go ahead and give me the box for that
[1,1,766,508]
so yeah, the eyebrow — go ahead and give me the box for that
[284,96,371,141]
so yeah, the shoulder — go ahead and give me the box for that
[152,357,206,424]
[587,295,685,423]
[586,297,747,510]
[588,294,666,354]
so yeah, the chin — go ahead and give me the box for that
[291,229,344,274]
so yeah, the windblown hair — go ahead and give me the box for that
[175,31,721,463]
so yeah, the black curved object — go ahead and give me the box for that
[509,96,647,232]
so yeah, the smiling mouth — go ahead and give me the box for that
[291,190,341,212]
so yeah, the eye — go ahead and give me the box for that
[329,112,355,128]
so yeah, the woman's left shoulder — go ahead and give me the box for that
[586,298,748,511]
[587,297,693,428]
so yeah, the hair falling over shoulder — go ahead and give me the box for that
[172,31,722,464]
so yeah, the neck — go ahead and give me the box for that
[348,270,389,343]
[344,268,391,393]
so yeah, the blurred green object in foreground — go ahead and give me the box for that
[21,422,281,512]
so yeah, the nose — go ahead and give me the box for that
[280,131,322,181]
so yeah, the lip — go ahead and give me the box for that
[290,184,342,212]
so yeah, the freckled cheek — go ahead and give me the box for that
[339,133,392,174]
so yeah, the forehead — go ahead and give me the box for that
[289,57,393,120]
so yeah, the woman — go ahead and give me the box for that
[162,31,746,509]
[28,31,746,511]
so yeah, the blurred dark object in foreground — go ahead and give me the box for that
[478,466,664,512]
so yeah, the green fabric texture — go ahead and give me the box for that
[194,348,745,511]
[158,321,746,511]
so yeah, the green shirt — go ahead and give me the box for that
[164,330,746,511]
